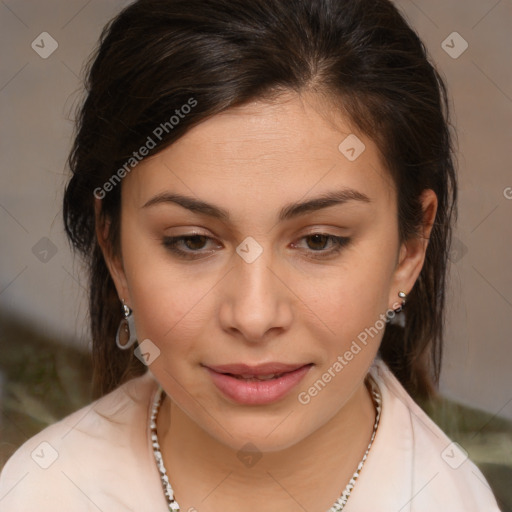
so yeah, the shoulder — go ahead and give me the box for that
[367,358,502,512]
[0,371,159,511]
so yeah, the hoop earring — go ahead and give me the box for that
[393,290,407,314]
[116,300,138,350]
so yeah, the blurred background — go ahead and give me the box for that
[0,0,511,509]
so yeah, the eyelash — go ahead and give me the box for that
[161,233,350,260]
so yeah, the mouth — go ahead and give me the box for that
[224,372,289,381]
[205,362,311,375]
[203,362,313,405]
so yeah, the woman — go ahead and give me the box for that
[0,0,503,510]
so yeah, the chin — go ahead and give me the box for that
[207,414,311,453]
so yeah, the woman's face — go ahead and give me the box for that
[102,91,435,452]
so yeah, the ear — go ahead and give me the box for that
[388,189,438,308]
[94,197,131,304]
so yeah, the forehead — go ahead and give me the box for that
[123,92,395,215]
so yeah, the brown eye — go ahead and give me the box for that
[305,234,331,251]
[182,235,209,250]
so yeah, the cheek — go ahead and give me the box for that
[295,248,395,351]
[128,274,207,354]
[292,256,393,416]
[119,231,204,352]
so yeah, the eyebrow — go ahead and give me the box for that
[141,188,371,222]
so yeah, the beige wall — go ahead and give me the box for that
[1,0,511,419]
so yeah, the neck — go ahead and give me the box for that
[156,378,376,512]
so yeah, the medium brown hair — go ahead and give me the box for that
[63,0,457,400]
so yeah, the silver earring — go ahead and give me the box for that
[393,290,407,314]
[116,300,138,350]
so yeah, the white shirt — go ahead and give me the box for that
[0,357,502,511]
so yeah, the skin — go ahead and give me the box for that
[97,91,437,512]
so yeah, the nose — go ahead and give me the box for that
[218,246,293,344]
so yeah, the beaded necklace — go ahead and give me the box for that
[150,375,382,511]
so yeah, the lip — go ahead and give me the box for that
[203,362,313,405]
